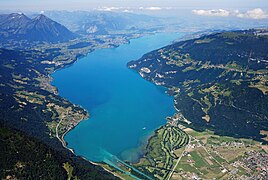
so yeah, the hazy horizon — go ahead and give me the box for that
[0,0,267,11]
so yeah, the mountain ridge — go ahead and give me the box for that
[0,13,77,43]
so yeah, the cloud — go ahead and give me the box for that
[122,9,133,13]
[96,7,120,11]
[96,6,175,12]
[192,8,268,19]
[146,7,162,10]
[139,7,162,11]
[236,8,268,19]
[192,9,230,17]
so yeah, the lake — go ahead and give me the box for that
[52,33,182,163]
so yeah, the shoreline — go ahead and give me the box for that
[52,32,160,149]
[49,33,154,178]
[52,50,126,179]
[51,32,180,178]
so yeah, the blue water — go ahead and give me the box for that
[52,33,181,163]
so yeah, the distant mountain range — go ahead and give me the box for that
[0,13,77,43]
[43,11,162,34]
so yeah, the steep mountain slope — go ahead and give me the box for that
[0,13,31,30]
[0,13,77,43]
[128,29,268,142]
[0,125,117,179]
[0,47,117,179]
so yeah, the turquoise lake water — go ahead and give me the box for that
[52,33,182,163]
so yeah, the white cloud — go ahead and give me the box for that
[192,9,230,17]
[95,6,165,12]
[122,9,133,13]
[192,8,268,19]
[96,7,120,11]
[236,8,268,19]
[146,7,162,10]
[139,6,162,11]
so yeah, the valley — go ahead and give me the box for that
[0,7,268,180]
[0,12,150,179]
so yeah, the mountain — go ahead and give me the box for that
[43,10,268,36]
[0,13,77,43]
[0,125,117,179]
[0,13,31,29]
[128,29,268,142]
[0,46,118,179]
[43,11,161,34]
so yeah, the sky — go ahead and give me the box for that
[0,0,268,20]
[0,0,267,11]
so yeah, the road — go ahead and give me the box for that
[167,136,191,180]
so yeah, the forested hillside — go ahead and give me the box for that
[128,29,268,142]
